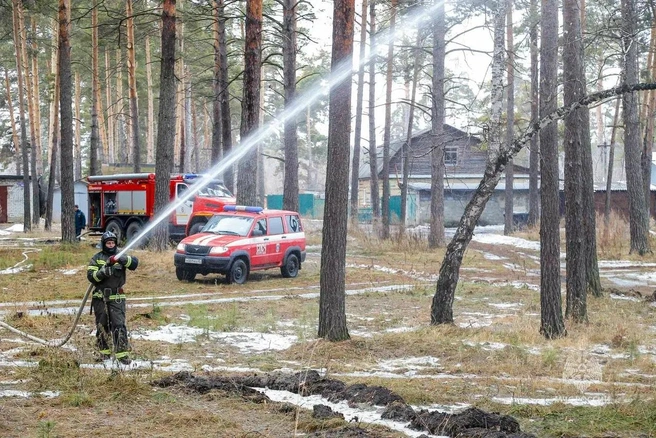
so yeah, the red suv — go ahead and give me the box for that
[174,206,306,284]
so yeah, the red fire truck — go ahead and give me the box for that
[87,173,236,242]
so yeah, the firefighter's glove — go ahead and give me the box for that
[98,265,113,277]
[110,255,129,266]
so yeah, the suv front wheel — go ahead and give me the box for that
[176,267,196,282]
[228,259,248,284]
[281,253,299,278]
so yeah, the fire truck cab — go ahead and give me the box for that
[87,173,236,243]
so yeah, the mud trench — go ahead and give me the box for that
[154,370,536,438]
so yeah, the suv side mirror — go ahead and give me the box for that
[252,229,263,237]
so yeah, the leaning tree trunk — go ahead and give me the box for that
[429,82,656,326]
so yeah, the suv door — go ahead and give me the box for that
[249,217,269,269]
[264,215,285,266]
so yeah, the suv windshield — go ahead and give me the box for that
[204,214,253,236]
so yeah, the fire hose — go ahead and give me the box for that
[0,283,94,347]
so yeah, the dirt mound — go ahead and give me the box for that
[153,370,535,438]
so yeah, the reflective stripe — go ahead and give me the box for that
[88,266,99,272]
[99,349,112,355]
[114,351,129,359]
[124,256,132,268]
[93,272,102,282]
[92,292,103,298]
[97,260,107,266]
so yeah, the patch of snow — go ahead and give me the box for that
[491,394,612,407]
[463,341,507,351]
[472,234,540,251]
[4,224,24,232]
[257,387,449,438]
[488,302,522,309]
[0,389,59,398]
[482,253,506,260]
[609,294,641,302]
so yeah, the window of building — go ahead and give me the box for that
[445,147,458,165]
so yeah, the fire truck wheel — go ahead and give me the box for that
[281,253,299,278]
[176,267,196,282]
[188,221,206,236]
[105,220,124,243]
[126,222,143,244]
[228,259,248,284]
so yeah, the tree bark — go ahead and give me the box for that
[12,0,31,233]
[539,0,566,338]
[74,71,82,180]
[218,0,233,192]
[211,0,223,165]
[504,0,514,236]
[126,0,141,172]
[622,0,651,255]
[145,35,155,164]
[528,0,540,227]
[563,0,587,322]
[237,0,262,206]
[282,0,299,212]
[59,0,75,243]
[152,0,177,251]
[350,0,367,225]
[380,0,397,239]
[368,1,380,222]
[318,0,354,342]
[4,69,21,176]
[428,0,445,249]
[45,19,60,232]
[90,0,101,175]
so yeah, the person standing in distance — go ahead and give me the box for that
[86,231,139,364]
[74,205,86,239]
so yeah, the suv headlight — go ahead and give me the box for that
[176,243,186,251]
[209,246,229,255]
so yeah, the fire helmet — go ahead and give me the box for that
[101,231,118,255]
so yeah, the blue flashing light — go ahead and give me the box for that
[224,205,263,213]
[183,173,199,180]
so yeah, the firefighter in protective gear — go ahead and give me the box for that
[86,231,139,364]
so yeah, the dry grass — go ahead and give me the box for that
[1,223,656,437]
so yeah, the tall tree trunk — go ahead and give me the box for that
[105,49,113,164]
[282,0,299,212]
[145,35,155,164]
[218,0,233,192]
[30,18,42,178]
[46,19,60,232]
[527,0,540,228]
[504,0,514,236]
[12,0,31,233]
[368,1,380,222]
[211,0,223,165]
[126,0,141,172]
[400,29,422,234]
[642,18,656,221]
[428,0,446,249]
[74,71,82,180]
[152,0,177,251]
[318,0,354,342]
[4,69,21,175]
[539,0,566,338]
[579,2,602,298]
[563,0,587,322]
[237,0,262,206]
[350,0,368,225]
[380,0,397,239]
[59,0,75,243]
[604,97,621,226]
[622,0,651,255]
[20,11,39,226]
[90,0,101,175]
